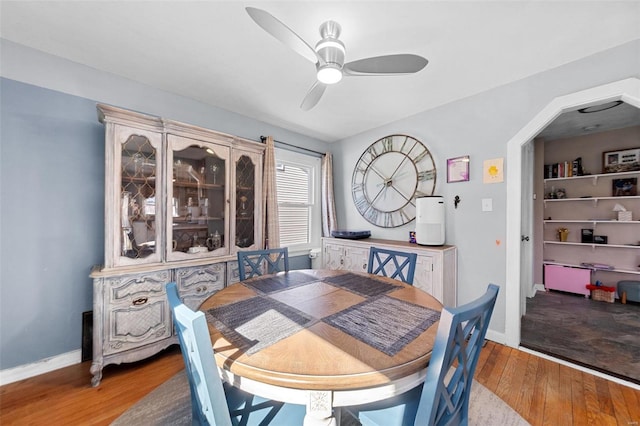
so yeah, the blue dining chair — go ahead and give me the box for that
[345,284,500,426]
[166,282,305,425]
[367,247,418,285]
[237,247,289,281]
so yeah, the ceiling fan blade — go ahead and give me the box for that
[246,7,322,65]
[343,54,428,76]
[300,81,327,111]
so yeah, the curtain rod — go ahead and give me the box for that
[260,136,325,157]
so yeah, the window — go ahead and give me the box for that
[275,148,321,255]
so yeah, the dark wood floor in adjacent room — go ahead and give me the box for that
[521,289,640,384]
[1,341,639,425]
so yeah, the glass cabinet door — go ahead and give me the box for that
[232,151,263,253]
[111,125,163,267]
[166,135,230,261]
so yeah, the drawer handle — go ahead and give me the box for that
[132,297,148,306]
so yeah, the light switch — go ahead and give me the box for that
[482,198,493,212]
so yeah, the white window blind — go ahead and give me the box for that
[276,163,311,246]
[274,148,321,253]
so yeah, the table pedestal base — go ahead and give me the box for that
[305,390,337,426]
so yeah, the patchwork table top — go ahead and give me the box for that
[200,269,443,391]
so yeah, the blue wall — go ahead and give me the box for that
[1,79,105,368]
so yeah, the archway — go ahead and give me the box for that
[504,78,640,347]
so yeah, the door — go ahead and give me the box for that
[520,141,534,316]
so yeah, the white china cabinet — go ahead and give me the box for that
[90,104,263,386]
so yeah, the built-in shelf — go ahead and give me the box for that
[544,170,640,185]
[544,219,640,224]
[543,195,640,207]
[544,240,640,249]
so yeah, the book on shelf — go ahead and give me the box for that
[544,157,583,179]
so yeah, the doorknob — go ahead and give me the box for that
[521,235,530,241]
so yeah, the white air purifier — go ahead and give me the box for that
[415,196,445,246]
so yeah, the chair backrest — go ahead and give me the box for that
[414,284,499,426]
[367,246,418,285]
[237,247,289,281]
[166,282,232,426]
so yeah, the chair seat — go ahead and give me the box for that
[224,382,306,425]
[345,385,423,426]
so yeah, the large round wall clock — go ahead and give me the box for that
[351,134,436,228]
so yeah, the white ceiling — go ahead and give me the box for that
[1,1,639,142]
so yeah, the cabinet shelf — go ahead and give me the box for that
[122,176,156,185]
[173,180,224,190]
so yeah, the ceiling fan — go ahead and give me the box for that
[246,7,429,111]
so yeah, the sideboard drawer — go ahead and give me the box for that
[176,263,226,310]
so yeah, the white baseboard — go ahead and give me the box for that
[533,283,545,294]
[485,329,506,345]
[0,350,81,387]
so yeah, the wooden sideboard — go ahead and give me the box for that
[322,237,457,307]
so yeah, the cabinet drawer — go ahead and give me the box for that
[176,264,226,310]
[107,271,170,305]
[103,270,172,355]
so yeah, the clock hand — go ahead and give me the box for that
[369,164,389,182]
[368,184,388,208]
[388,139,419,181]
[389,185,416,206]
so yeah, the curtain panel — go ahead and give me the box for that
[262,136,281,249]
[321,153,338,237]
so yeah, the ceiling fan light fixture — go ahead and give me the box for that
[315,39,345,54]
[317,64,343,85]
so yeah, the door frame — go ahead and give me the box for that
[504,78,640,348]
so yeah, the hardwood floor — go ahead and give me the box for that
[1,342,639,425]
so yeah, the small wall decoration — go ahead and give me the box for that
[612,178,638,196]
[602,147,640,173]
[483,158,504,184]
[447,155,470,183]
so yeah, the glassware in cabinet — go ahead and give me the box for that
[232,151,263,252]
[100,106,164,268]
[166,134,230,261]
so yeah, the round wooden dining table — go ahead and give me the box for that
[199,269,443,425]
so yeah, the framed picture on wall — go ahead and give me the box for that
[602,147,640,173]
[447,155,470,183]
